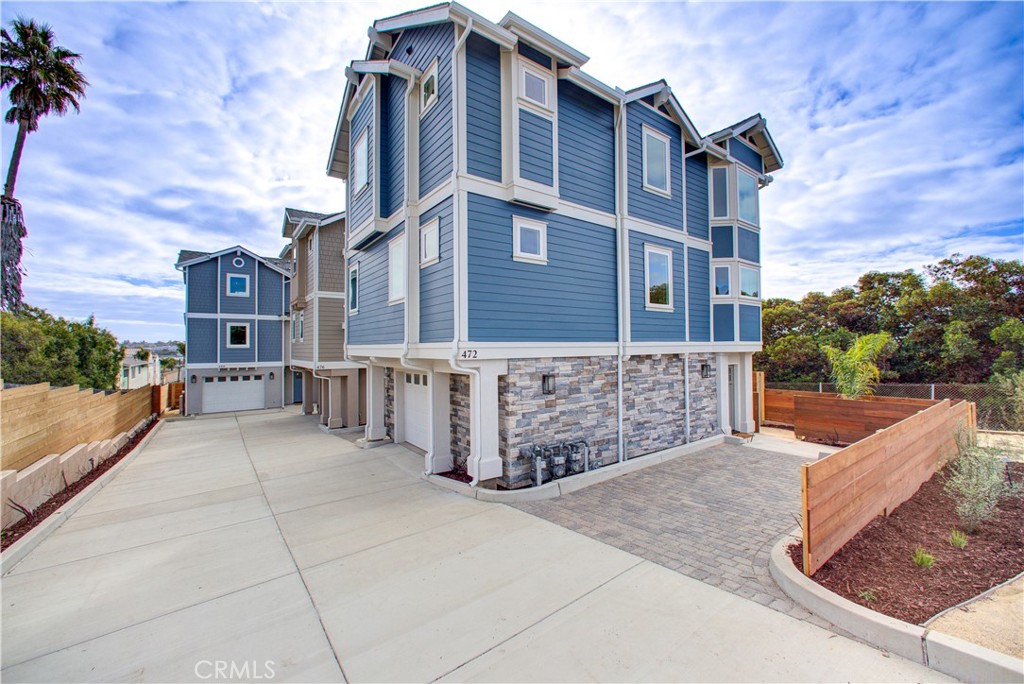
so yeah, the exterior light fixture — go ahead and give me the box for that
[269,371,275,380]
[190,375,197,384]
[700,364,711,379]
[542,374,556,395]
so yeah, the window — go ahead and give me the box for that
[352,128,368,191]
[714,266,731,296]
[388,235,405,304]
[644,244,673,310]
[642,125,671,196]
[348,265,359,313]
[421,59,438,115]
[738,171,759,224]
[420,218,439,266]
[307,236,314,255]
[217,376,227,382]
[740,267,760,298]
[298,312,304,340]
[226,273,249,298]
[512,216,547,264]
[226,323,250,348]
[519,62,553,110]
[204,377,213,383]
[291,313,298,341]
[712,167,729,218]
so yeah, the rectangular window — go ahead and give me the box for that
[291,313,298,341]
[226,323,249,348]
[738,171,759,224]
[352,128,368,191]
[644,244,673,310]
[740,266,760,298]
[512,216,547,264]
[348,265,359,313]
[420,218,439,266]
[307,236,314,255]
[714,266,731,296]
[519,62,553,110]
[298,312,304,340]
[225,273,249,297]
[421,59,438,115]
[388,235,405,304]
[642,125,671,196]
[204,377,213,383]
[712,167,729,218]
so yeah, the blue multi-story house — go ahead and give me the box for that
[325,3,783,488]
[175,247,292,415]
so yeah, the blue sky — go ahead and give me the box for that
[2,1,1022,342]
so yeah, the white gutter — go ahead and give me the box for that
[614,99,627,464]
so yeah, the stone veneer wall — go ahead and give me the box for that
[498,357,618,489]
[384,367,395,440]
[450,375,471,474]
[622,354,687,459]
[687,353,718,440]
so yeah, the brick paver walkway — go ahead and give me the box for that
[513,443,832,628]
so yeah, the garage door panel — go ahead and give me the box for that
[402,372,430,451]
[202,375,264,414]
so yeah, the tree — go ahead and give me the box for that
[0,17,88,311]
[175,341,186,357]
[990,318,1024,376]
[823,332,893,399]
[134,348,150,361]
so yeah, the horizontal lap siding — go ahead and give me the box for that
[257,320,282,362]
[257,264,283,315]
[686,153,709,240]
[558,81,614,214]
[187,261,217,313]
[349,89,375,230]
[221,318,256,364]
[220,254,255,315]
[687,247,711,342]
[517,42,552,68]
[737,227,759,263]
[318,298,346,361]
[730,138,764,174]
[739,304,761,342]
[187,318,217,363]
[466,34,502,182]
[348,223,404,345]
[467,193,616,342]
[629,233,686,342]
[318,223,346,292]
[380,74,406,218]
[519,110,553,186]
[420,197,454,343]
[626,102,683,229]
[393,24,454,197]
[714,303,735,342]
[711,226,733,258]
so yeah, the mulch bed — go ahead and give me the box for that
[789,462,1024,625]
[437,470,472,484]
[0,418,160,553]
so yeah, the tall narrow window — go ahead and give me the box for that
[348,265,359,313]
[298,312,304,340]
[420,218,439,266]
[712,167,728,218]
[388,235,405,304]
[642,126,671,196]
[740,266,760,298]
[644,244,673,310]
[352,128,368,191]
[714,266,731,296]
[421,59,438,115]
[738,171,759,224]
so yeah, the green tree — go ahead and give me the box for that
[990,318,1024,376]
[823,332,893,399]
[134,347,150,361]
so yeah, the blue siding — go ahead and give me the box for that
[626,102,683,229]
[465,33,502,182]
[186,260,217,314]
[187,318,217,363]
[739,304,761,342]
[711,226,734,259]
[349,86,375,230]
[517,42,551,68]
[737,227,760,263]
[467,193,617,342]
[685,153,709,240]
[257,264,283,315]
[420,197,454,343]
[713,304,735,342]
[730,138,764,174]
[257,320,283,362]
[219,254,256,315]
[392,23,454,197]
[629,233,686,342]
[221,318,256,364]
[519,109,553,186]
[348,223,405,345]
[380,74,406,218]
[687,247,711,342]
[558,81,614,214]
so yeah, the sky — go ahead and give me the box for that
[1,0,1022,343]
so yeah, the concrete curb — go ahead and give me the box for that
[424,434,727,502]
[769,528,1024,683]
[1,419,166,577]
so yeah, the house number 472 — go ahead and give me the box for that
[460,349,478,359]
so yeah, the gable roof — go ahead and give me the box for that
[706,113,784,173]
[174,245,293,277]
[624,80,702,144]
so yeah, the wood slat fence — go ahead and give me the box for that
[801,399,975,576]
[794,394,937,444]
[1,383,153,472]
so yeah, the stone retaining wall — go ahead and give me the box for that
[384,368,395,440]
[450,374,471,473]
[687,353,719,440]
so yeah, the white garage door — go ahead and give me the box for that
[402,372,430,450]
[202,374,265,414]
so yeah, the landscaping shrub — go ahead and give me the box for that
[943,428,1021,532]
[912,546,935,569]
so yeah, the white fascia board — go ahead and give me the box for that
[350,59,421,81]
[326,84,354,179]
[758,123,784,171]
[624,80,667,102]
[277,244,292,259]
[176,245,291,278]
[320,211,346,227]
[665,91,702,143]
[294,219,317,241]
[374,4,453,33]
[450,3,517,47]
[557,67,622,104]
[499,11,588,67]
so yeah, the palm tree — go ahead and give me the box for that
[0,17,88,311]
[823,332,893,399]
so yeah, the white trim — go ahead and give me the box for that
[714,265,732,297]
[626,218,710,250]
[519,60,553,111]
[225,322,250,349]
[739,265,760,299]
[512,216,548,264]
[420,58,439,117]
[225,273,250,298]
[641,124,671,198]
[499,11,588,67]
[298,311,304,341]
[556,66,623,105]
[644,243,673,311]
[185,313,285,321]
[348,263,359,314]
[388,233,405,304]
[710,165,729,219]
[420,216,440,267]
[186,363,285,370]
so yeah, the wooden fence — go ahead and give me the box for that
[801,399,975,576]
[150,382,184,415]
[1,383,153,472]
[763,389,823,427]
[794,394,938,444]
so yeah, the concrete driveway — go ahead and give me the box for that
[1,409,949,683]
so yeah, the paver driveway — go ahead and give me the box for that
[1,409,948,683]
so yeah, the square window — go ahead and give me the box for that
[740,267,760,298]
[420,218,439,266]
[644,245,673,310]
[388,235,405,304]
[519,62,553,111]
[352,128,368,191]
[642,126,671,196]
[226,273,249,297]
[348,266,359,312]
[227,323,249,348]
[512,216,547,264]
[712,167,729,218]
[738,171,759,224]
[421,59,438,115]
[714,266,731,296]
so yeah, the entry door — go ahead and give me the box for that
[402,372,430,450]
[727,365,738,431]
[202,375,264,414]
[292,371,303,403]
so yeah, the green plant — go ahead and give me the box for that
[948,529,968,549]
[912,546,935,569]
[823,332,893,399]
[944,430,1020,532]
[857,588,877,603]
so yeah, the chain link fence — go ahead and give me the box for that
[765,382,1021,432]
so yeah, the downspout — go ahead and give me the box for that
[309,225,333,418]
[684,351,691,444]
[614,102,626,464]
[681,145,706,445]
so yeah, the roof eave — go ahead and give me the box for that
[499,11,588,67]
